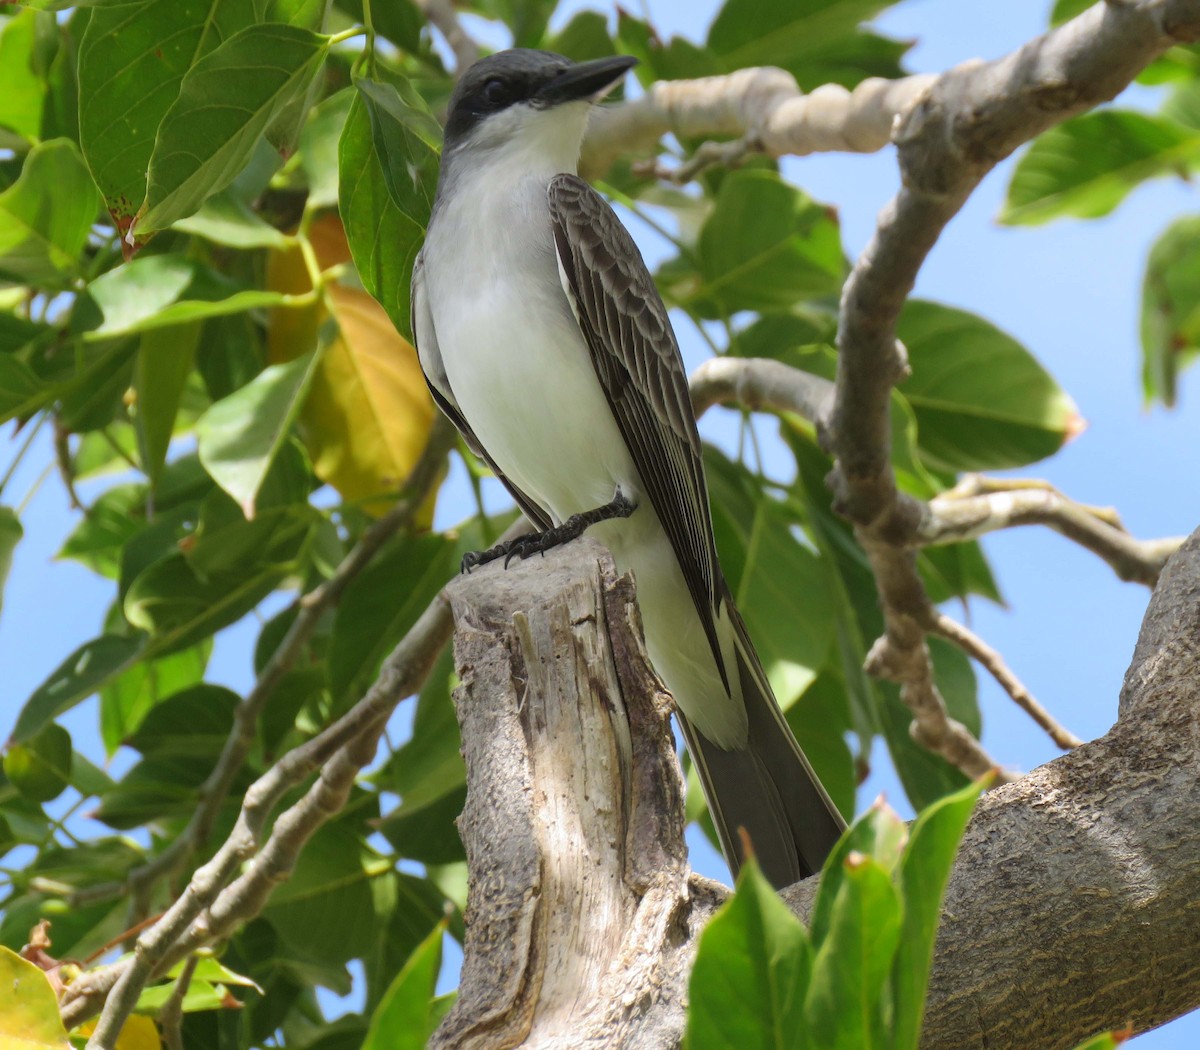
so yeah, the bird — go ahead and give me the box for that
[411,48,846,888]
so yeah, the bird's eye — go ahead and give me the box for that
[483,79,506,105]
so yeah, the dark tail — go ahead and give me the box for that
[680,598,846,889]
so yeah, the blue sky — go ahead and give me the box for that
[2,0,1197,1043]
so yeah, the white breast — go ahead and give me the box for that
[422,158,640,523]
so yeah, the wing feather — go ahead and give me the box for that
[546,174,726,684]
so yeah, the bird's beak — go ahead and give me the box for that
[536,54,638,106]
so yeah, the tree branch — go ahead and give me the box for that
[67,416,458,913]
[67,586,456,1039]
[431,526,1200,1048]
[926,611,1083,750]
[915,526,1200,1046]
[582,68,936,180]
[689,355,834,424]
[919,475,1183,587]
[432,538,706,1049]
[813,0,1200,779]
[416,0,480,77]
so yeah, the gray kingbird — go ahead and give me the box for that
[412,48,845,887]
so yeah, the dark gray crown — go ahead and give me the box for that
[443,50,572,147]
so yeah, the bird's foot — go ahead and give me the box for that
[460,489,636,573]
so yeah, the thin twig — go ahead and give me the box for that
[416,0,479,76]
[72,585,457,1042]
[68,418,458,911]
[633,134,761,185]
[859,541,1010,781]
[921,476,1182,588]
[927,612,1083,750]
[158,954,198,1050]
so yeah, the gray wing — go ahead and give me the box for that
[411,250,553,532]
[546,174,726,685]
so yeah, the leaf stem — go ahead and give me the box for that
[362,0,377,75]
[0,412,47,501]
[16,460,53,515]
[327,26,364,46]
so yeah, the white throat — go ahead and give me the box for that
[437,100,590,205]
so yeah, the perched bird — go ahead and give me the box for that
[412,48,845,887]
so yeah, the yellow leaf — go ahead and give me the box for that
[266,214,437,519]
[0,945,70,1050]
[75,1015,162,1050]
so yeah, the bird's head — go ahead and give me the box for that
[441,49,637,175]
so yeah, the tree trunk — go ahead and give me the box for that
[433,539,724,1049]
[436,531,1200,1049]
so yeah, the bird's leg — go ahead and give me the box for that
[461,489,637,573]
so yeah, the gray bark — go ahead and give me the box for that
[438,531,1200,1049]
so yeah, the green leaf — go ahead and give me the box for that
[546,9,616,62]
[78,0,261,231]
[891,776,987,1050]
[919,536,1002,606]
[378,784,466,864]
[685,856,810,1050]
[196,350,321,518]
[706,0,905,90]
[1141,214,1200,407]
[1002,110,1200,226]
[173,192,295,249]
[57,339,138,434]
[300,87,354,209]
[0,139,99,287]
[0,506,22,617]
[927,635,981,738]
[329,532,456,705]
[705,449,835,707]
[665,170,844,319]
[897,300,1079,471]
[336,0,424,53]
[364,871,451,1008]
[1068,1031,1133,1050]
[0,354,49,423]
[879,682,970,810]
[264,816,392,963]
[59,483,144,578]
[806,799,907,947]
[68,750,116,798]
[135,322,202,484]
[0,8,44,143]
[3,723,72,803]
[339,90,426,337]
[99,641,211,754]
[384,647,464,812]
[0,311,45,354]
[617,10,720,83]
[138,23,331,233]
[83,254,288,341]
[361,921,447,1050]
[783,673,855,820]
[475,0,554,48]
[12,634,143,744]
[124,509,313,655]
[804,854,901,1050]
[95,684,244,828]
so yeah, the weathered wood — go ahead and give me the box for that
[439,530,1200,1049]
[432,539,722,1049]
